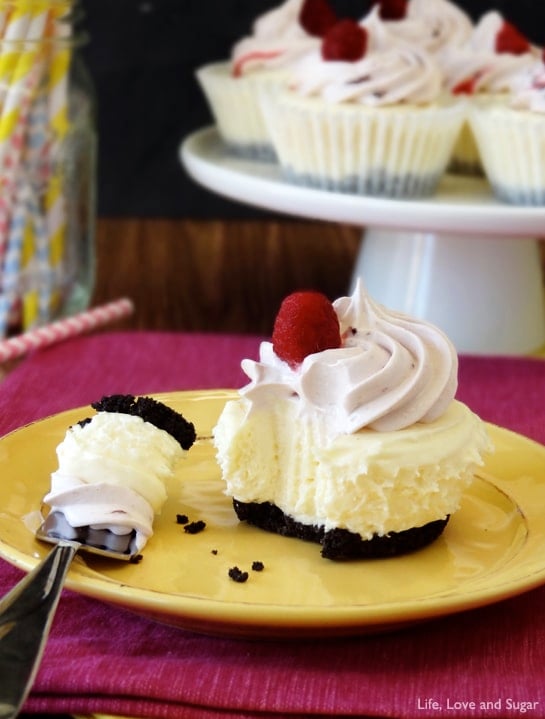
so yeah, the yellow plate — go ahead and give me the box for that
[1,390,544,639]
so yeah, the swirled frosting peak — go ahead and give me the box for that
[441,11,539,96]
[231,0,324,77]
[240,280,458,433]
[406,0,473,54]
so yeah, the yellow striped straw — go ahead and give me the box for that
[44,0,71,317]
[0,7,11,41]
[0,3,32,113]
[0,4,47,169]
[0,1,48,296]
[21,203,38,329]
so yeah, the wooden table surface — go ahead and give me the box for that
[91,217,362,335]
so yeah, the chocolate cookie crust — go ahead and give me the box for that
[91,394,196,449]
[233,499,449,560]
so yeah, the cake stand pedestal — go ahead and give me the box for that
[181,126,545,355]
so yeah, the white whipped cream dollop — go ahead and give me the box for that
[290,7,442,105]
[231,0,319,76]
[44,412,186,551]
[241,281,458,433]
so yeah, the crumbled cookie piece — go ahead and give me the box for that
[228,566,249,583]
[183,520,206,535]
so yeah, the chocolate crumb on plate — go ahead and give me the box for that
[228,566,249,583]
[176,514,189,525]
[183,520,206,534]
[251,561,264,571]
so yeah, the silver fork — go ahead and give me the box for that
[0,514,139,719]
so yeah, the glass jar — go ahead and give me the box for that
[0,0,96,337]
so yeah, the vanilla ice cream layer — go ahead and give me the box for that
[214,398,491,539]
[45,412,185,550]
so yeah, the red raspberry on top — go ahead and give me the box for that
[372,0,408,21]
[451,72,484,95]
[452,76,477,95]
[495,21,531,55]
[322,19,368,62]
[272,290,341,368]
[299,0,337,38]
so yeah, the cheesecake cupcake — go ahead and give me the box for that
[263,7,466,197]
[459,12,545,202]
[214,282,492,560]
[368,0,478,175]
[469,56,545,205]
[442,11,539,174]
[196,0,336,160]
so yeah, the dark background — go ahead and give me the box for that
[79,0,542,219]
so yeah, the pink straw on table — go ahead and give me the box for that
[0,297,134,363]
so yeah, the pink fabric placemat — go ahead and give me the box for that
[1,331,545,719]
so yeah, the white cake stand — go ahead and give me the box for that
[181,126,545,355]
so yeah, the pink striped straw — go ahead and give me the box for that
[0,297,134,363]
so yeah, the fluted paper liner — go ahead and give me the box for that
[470,104,545,205]
[196,62,286,161]
[262,92,466,197]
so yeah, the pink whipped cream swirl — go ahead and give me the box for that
[441,12,538,94]
[240,281,458,434]
[290,7,442,105]
[404,0,473,54]
[231,0,320,77]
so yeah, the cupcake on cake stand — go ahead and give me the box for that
[181,126,545,356]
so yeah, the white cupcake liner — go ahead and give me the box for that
[470,104,545,205]
[262,93,467,197]
[196,62,285,161]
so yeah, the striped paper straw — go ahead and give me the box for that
[47,2,70,139]
[0,8,47,160]
[0,63,45,335]
[0,3,32,111]
[19,87,50,328]
[44,2,71,317]
[0,37,45,270]
[25,178,55,326]
[0,8,11,41]
[0,179,29,336]
[0,297,135,363]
